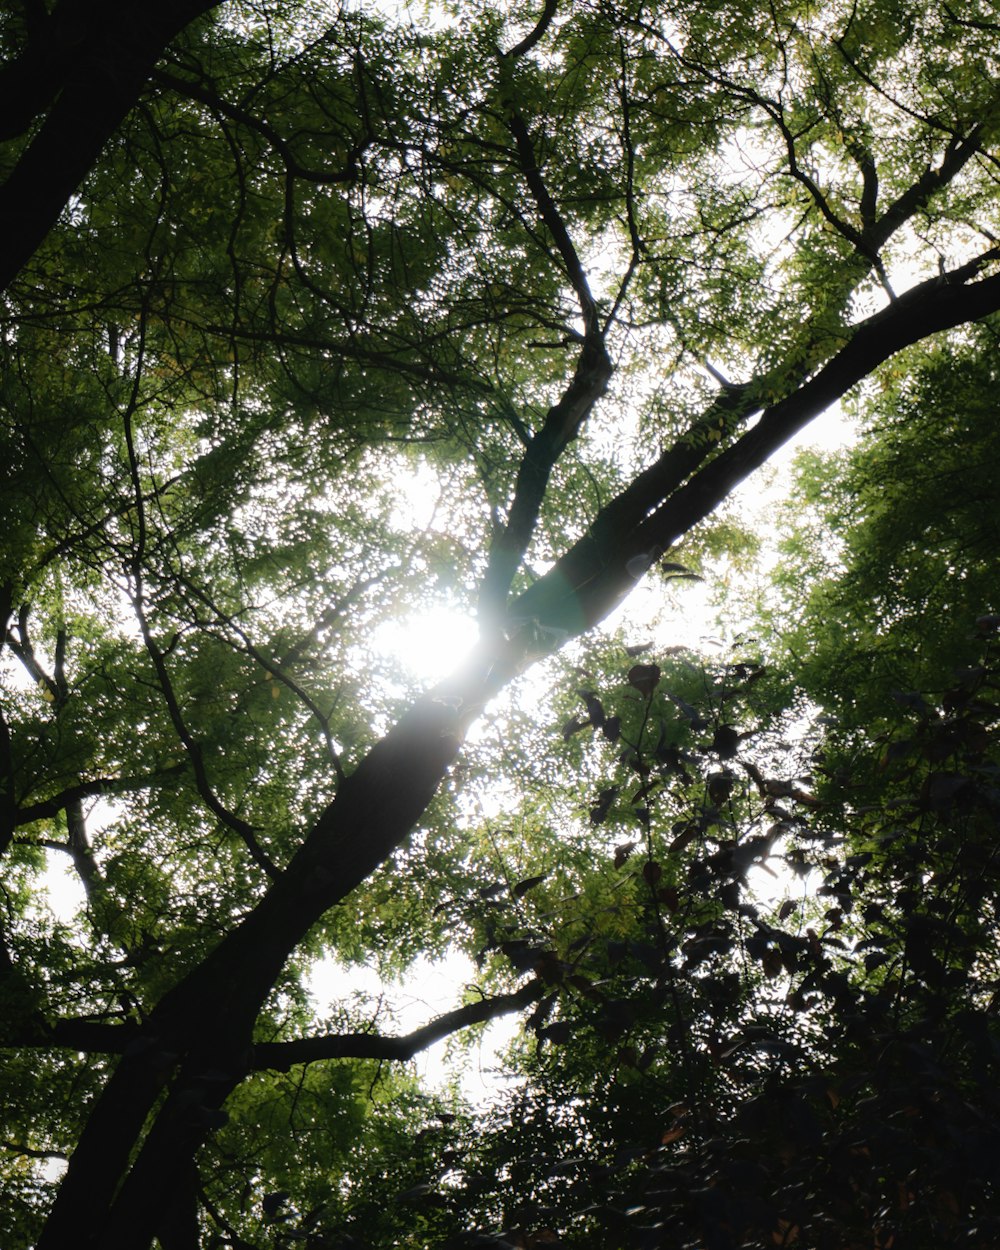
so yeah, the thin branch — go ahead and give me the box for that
[132,596,280,880]
[5,604,59,701]
[28,473,185,578]
[503,108,599,330]
[5,610,107,894]
[152,67,362,185]
[942,3,999,32]
[278,573,386,668]
[1,1139,69,1162]
[171,573,346,783]
[118,310,279,881]
[604,32,643,330]
[14,767,187,828]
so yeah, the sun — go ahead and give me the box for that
[372,604,480,686]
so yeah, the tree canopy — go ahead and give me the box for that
[2,1,1000,1247]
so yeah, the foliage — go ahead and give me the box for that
[453,627,1000,1249]
[765,324,1000,728]
[2,0,1000,1247]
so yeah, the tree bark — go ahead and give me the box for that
[0,0,222,294]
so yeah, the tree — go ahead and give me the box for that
[764,321,1000,726]
[452,625,1000,1249]
[3,0,1000,1245]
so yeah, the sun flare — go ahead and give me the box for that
[372,605,480,686]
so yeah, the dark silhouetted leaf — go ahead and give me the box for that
[513,873,548,898]
[579,690,605,727]
[590,786,619,824]
[614,841,637,868]
[707,770,735,805]
[263,1192,291,1219]
[670,821,699,852]
[628,663,661,696]
[562,715,590,739]
[891,689,928,715]
[658,885,679,911]
[394,1183,437,1203]
[642,860,663,886]
[667,691,707,728]
[660,561,701,579]
[712,724,740,758]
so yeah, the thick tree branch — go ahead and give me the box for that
[46,251,1000,1248]
[64,800,101,899]
[478,82,613,622]
[513,255,1000,635]
[3,1016,137,1052]
[478,333,613,624]
[251,980,546,1071]
[865,127,983,254]
[503,0,558,60]
[0,0,223,294]
[504,108,599,328]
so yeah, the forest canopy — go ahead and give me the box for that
[2,0,1000,1247]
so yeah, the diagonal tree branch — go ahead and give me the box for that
[513,253,1000,636]
[251,980,546,1071]
[0,0,223,294]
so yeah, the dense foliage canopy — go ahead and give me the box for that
[2,1,1000,1247]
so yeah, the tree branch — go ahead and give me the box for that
[5,604,59,701]
[0,0,224,294]
[251,980,546,1071]
[513,254,1000,636]
[152,67,362,185]
[503,0,558,60]
[477,79,613,623]
[14,766,187,828]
